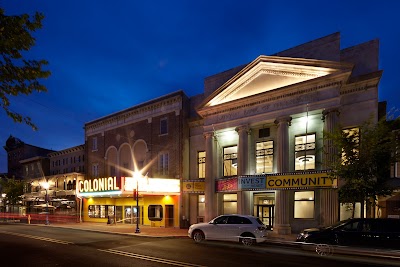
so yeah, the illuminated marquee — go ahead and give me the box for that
[78,177,121,193]
[266,172,337,189]
[123,177,180,194]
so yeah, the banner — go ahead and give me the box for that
[266,172,336,189]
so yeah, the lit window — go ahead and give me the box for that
[198,195,205,219]
[295,134,316,170]
[294,191,314,219]
[198,151,206,179]
[223,146,237,177]
[160,118,168,135]
[341,128,359,165]
[256,141,273,174]
[223,193,237,214]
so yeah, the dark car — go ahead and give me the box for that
[296,218,400,249]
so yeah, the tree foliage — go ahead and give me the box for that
[324,115,400,209]
[0,178,24,206]
[0,8,51,130]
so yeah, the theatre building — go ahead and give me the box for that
[82,91,189,227]
[186,33,384,234]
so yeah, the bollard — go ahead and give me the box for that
[28,215,31,224]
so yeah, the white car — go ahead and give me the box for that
[188,214,268,246]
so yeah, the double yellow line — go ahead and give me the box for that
[0,230,74,245]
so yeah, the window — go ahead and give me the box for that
[223,146,237,177]
[159,153,169,175]
[341,127,359,165]
[160,118,168,135]
[92,137,98,151]
[88,205,114,218]
[294,191,314,219]
[92,163,99,178]
[295,134,316,170]
[256,141,273,174]
[198,151,206,179]
[148,205,163,221]
[198,195,205,219]
[259,128,270,138]
[223,193,237,214]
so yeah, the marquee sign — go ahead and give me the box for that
[78,177,122,196]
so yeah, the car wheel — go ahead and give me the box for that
[315,243,334,256]
[192,230,205,243]
[240,234,255,246]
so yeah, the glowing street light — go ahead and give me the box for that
[42,181,49,225]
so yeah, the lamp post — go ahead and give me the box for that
[135,179,140,233]
[42,181,49,225]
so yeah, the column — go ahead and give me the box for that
[274,116,292,235]
[236,125,251,215]
[204,132,216,222]
[322,108,340,169]
[321,108,340,226]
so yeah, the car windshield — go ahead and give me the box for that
[324,219,353,230]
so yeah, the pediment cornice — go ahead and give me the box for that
[199,55,353,109]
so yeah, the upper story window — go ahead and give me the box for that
[92,163,99,178]
[92,137,98,151]
[342,127,360,165]
[159,153,169,176]
[198,151,206,179]
[295,134,316,171]
[223,146,237,177]
[160,118,168,135]
[256,141,273,174]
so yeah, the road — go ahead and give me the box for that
[0,224,399,267]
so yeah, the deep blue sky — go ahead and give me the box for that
[1,0,400,173]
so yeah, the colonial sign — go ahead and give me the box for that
[266,172,336,189]
[78,177,121,193]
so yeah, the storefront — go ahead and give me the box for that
[78,176,180,227]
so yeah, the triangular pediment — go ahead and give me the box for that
[201,56,352,108]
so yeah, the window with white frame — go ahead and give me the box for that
[223,193,237,214]
[198,151,206,179]
[159,153,169,175]
[92,163,99,178]
[160,118,168,135]
[92,137,98,151]
[295,134,316,170]
[256,141,273,174]
[223,146,237,177]
[294,191,314,219]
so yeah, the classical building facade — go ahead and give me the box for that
[186,32,384,234]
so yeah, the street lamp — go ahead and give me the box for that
[133,171,141,233]
[42,181,49,225]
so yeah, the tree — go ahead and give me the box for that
[0,178,24,212]
[324,115,400,218]
[0,8,51,130]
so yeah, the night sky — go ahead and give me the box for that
[1,0,400,173]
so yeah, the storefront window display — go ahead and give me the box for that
[294,191,314,219]
[223,193,237,214]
